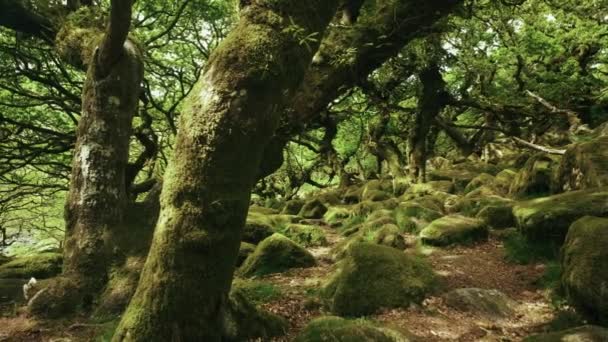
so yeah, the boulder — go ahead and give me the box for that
[428,162,500,191]
[242,218,274,244]
[513,188,608,243]
[420,215,488,246]
[443,288,517,318]
[394,203,441,233]
[449,192,513,216]
[509,153,558,197]
[281,199,306,215]
[561,216,608,324]
[295,316,413,342]
[222,287,287,341]
[361,190,391,202]
[283,224,327,247]
[352,199,398,216]
[495,169,518,193]
[523,325,608,342]
[324,243,436,316]
[464,173,496,194]
[476,203,515,229]
[407,181,454,196]
[343,185,363,204]
[323,206,352,225]
[299,199,328,219]
[239,234,315,277]
[371,224,407,250]
[237,242,256,267]
[0,253,62,279]
[554,136,608,193]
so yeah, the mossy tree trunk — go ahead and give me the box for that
[408,64,447,183]
[29,0,144,314]
[112,2,339,341]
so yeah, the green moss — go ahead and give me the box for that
[561,216,608,324]
[513,188,608,243]
[406,181,454,196]
[282,199,306,215]
[428,162,499,191]
[299,199,328,219]
[420,215,488,246]
[242,216,275,244]
[237,242,256,266]
[394,203,441,233]
[324,206,352,225]
[523,325,608,342]
[476,204,515,229]
[232,278,282,304]
[502,230,558,264]
[239,233,316,277]
[464,173,496,194]
[509,153,557,198]
[324,243,436,316]
[371,224,407,250]
[295,316,412,342]
[554,136,608,192]
[0,252,62,279]
[283,224,328,247]
[361,190,391,202]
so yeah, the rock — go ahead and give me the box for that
[295,316,414,342]
[450,193,513,216]
[443,288,517,318]
[242,218,274,244]
[394,203,441,233]
[0,253,62,279]
[299,199,328,219]
[324,206,352,225]
[513,188,608,243]
[509,153,559,197]
[324,242,436,316]
[562,216,608,324]
[317,190,343,206]
[352,199,398,216]
[523,325,608,342]
[222,287,287,341]
[464,173,496,194]
[554,136,608,193]
[343,185,363,204]
[362,179,394,198]
[237,242,256,267]
[283,224,327,247]
[420,215,488,246]
[372,224,407,250]
[407,181,455,196]
[249,205,279,215]
[361,190,391,202]
[495,169,517,192]
[281,199,306,215]
[428,162,500,191]
[239,234,315,277]
[476,204,515,229]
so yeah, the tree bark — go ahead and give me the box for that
[112,2,339,341]
[408,64,447,182]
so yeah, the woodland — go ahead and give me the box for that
[0,0,607,341]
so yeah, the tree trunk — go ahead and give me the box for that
[408,64,446,183]
[28,0,143,315]
[112,2,339,341]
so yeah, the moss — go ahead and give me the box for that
[554,136,608,192]
[420,215,488,246]
[509,153,558,198]
[352,200,395,216]
[27,276,83,318]
[495,169,517,192]
[324,242,436,316]
[242,216,275,244]
[561,216,608,324]
[406,181,454,196]
[237,242,256,266]
[324,206,352,225]
[361,190,391,202]
[0,253,62,279]
[221,288,287,341]
[239,233,315,277]
[371,224,407,250]
[476,204,515,229]
[464,173,496,194]
[343,186,363,204]
[295,316,412,342]
[522,325,608,342]
[282,199,306,215]
[299,199,328,219]
[428,162,500,191]
[502,230,558,264]
[513,188,608,243]
[249,205,279,215]
[232,278,282,304]
[283,224,328,247]
[451,193,512,217]
[394,203,441,233]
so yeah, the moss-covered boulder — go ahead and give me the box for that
[324,206,352,225]
[299,199,328,219]
[281,199,306,215]
[324,243,436,316]
[343,185,363,204]
[394,203,442,233]
[513,188,608,243]
[407,181,454,196]
[0,254,10,266]
[371,224,407,250]
[509,153,558,198]
[443,288,517,318]
[428,162,500,191]
[295,316,414,342]
[464,173,496,194]
[237,242,256,267]
[449,192,513,216]
[495,169,517,193]
[352,199,398,216]
[561,216,608,324]
[362,179,394,197]
[523,325,608,342]
[242,218,275,244]
[361,190,391,202]
[284,224,328,247]
[0,253,62,279]
[239,234,315,277]
[554,136,608,193]
[221,287,287,341]
[420,215,488,246]
[476,203,515,229]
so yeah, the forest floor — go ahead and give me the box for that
[0,225,564,341]
[258,224,561,341]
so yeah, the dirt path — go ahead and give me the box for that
[259,226,556,341]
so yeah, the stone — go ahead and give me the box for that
[0,253,62,279]
[239,234,315,277]
[420,215,488,246]
[443,288,517,318]
[295,316,414,342]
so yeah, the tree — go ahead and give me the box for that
[112,1,340,340]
